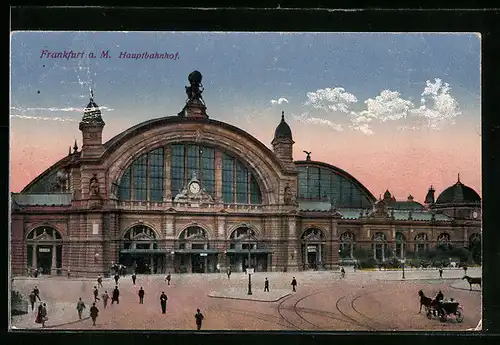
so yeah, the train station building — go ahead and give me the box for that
[10,71,482,277]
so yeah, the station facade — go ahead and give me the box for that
[10,71,482,277]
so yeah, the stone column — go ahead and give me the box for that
[204,256,208,273]
[32,244,37,268]
[150,255,154,274]
[318,244,322,267]
[304,242,308,267]
[51,244,57,275]
[163,146,172,201]
[287,216,298,271]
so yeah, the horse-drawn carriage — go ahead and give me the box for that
[419,290,464,323]
[426,300,464,323]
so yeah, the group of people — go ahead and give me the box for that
[27,286,48,327]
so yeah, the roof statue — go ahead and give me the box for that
[179,71,208,119]
[303,150,311,161]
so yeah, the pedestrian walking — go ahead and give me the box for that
[112,286,120,305]
[29,291,36,311]
[97,275,103,288]
[132,272,137,285]
[439,267,443,278]
[33,286,41,301]
[67,269,71,279]
[93,286,100,302]
[165,273,171,286]
[90,303,99,326]
[101,291,109,309]
[264,277,269,292]
[35,303,44,327]
[463,265,468,275]
[195,308,204,330]
[33,268,39,278]
[340,267,346,278]
[138,287,145,304]
[76,298,86,319]
[291,277,297,292]
[114,273,119,285]
[227,268,231,280]
[160,291,168,314]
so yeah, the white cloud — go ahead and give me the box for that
[10,115,78,122]
[410,78,461,129]
[10,106,115,112]
[304,87,357,113]
[270,97,289,105]
[301,78,461,135]
[357,90,414,122]
[293,112,344,132]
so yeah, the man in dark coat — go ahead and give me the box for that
[114,273,120,285]
[132,272,137,285]
[29,291,36,311]
[33,286,41,301]
[93,286,100,302]
[112,286,120,305]
[227,268,231,280]
[76,297,86,319]
[264,278,269,292]
[195,308,204,330]
[165,273,171,286]
[90,302,99,326]
[291,277,297,292]
[439,267,443,278]
[160,291,168,314]
[97,275,103,288]
[138,287,145,304]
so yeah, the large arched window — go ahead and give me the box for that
[395,232,406,259]
[414,233,429,255]
[119,148,164,201]
[296,165,373,208]
[229,227,257,250]
[118,144,262,205]
[340,232,355,259]
[437,232,451,250]
[372,232,388,261]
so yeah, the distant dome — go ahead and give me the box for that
[436,177,481,204]
[274,111,292,140]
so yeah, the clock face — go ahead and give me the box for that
[189,182,201,194]
[473,211,478,219]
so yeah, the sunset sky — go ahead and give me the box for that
[10,32,481,203]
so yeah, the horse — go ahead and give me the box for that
[418,290,434,313]
[463,275,481,291]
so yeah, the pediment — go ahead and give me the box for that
[165,207,177,213]
[187,234,208,241]
[134,233,154,241]
[237,233,258,242]
[304,234,322,242]
[34,233,54,241]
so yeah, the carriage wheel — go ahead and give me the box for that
[439,309,447,323]
[455,309,464,323]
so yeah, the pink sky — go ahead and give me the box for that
[10,114,481,204]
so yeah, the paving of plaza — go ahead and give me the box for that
[10,267,481,331]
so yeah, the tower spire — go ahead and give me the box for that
[73,139,78,153]
[457,173,461,183]
[281,111,285,121]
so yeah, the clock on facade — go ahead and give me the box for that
[472,211,478,219]
[189,181,201,194]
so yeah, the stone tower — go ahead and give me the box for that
[271,111,295,169]
[79,91,105,157]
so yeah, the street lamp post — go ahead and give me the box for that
[401,258,406,279]
[247,237,252,295]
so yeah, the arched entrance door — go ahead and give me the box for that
[120,225,160,274]
[372,232,388,262]
[301,228,326,270]
[26,226,63,276]
[174,226,218,273]
[227,227,270,272]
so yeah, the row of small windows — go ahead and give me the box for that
[118,145,262,204]
[297,166,372,208]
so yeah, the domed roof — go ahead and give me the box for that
[274,111,292,140]
[80,92,105,126]
[436,175,481,204]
